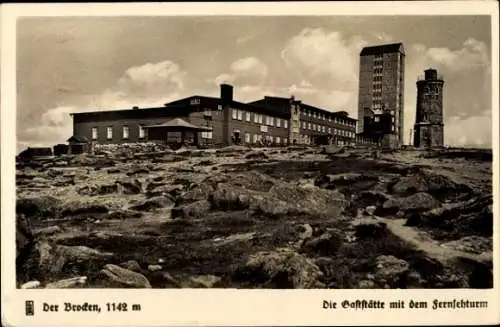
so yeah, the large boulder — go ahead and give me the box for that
[100,264,152,288]
[269,182,347,218]
[406,195,493,237]
[116,177,143,195]
[300,231,343,256]
[315,173,379,192]
[129,196,175,212]
[376,192,440,217]
[16,196,61,220]
[374,255,410,287]
[171,200,211,219]
[232,247,324,288]
[390,169,472,201]
[77,183,118,196]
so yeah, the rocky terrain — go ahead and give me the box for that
[16,143,493,289]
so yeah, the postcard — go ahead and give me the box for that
[1,1,499,326]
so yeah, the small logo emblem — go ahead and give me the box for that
[25,300,34,316]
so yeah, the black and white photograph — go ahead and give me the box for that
[2,1,499,326]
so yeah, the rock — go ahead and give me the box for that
[357,280,377,289]
[130,196,174,212]
[77,183,118,196]
[354,221,388,239]
[315,173,379,191]
[16,214,34,258]
[375,255,409,287]
[116,177,143,195]
[297,224,313,240]
[171,200,211,219]
[119,260,143,273]
[390,169,472,201]
[185,275,222,288]
[377,192,440,217]
[244,151,269,160]
[408,195,493,238]
[100,264,152,288]
[178,183,215,204]
[322,144,344,155]
[441,236,492,254]
[126,166,150,176]
[148,264,163,272]
[233,247,324,288]
[147,184,184,198]
[405,271,426,288]
[300,232,343,256]
[33,226,61,237]
[16,196,61,219]
[365,206,377,216]
[21,281,41,289]
[269,182,347,218]
[45,276,87,289]
[61,202,109,217]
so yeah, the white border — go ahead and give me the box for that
[1,2,499,326]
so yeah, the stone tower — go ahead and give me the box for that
[413,68,444,148]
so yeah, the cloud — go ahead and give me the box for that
[444,109,492,147]
[412,38,490,73]
[280,28,367,89]
[214,56,269,87]
[17,60,188,151]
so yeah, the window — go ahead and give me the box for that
[232,109,238,119]
[258,114,263,124]
[374,117,380,122]
[202,131,213,139]
[328,127,332,134]
[284,137,288,145]
[269,117,274,126]
[308,123,311,130]
[122,126,129,139]
[203,108,212,116]
[276,119,281,128]
[91,127,98,140]
[253,134,258,143]
[276,136,281,144]
[139,125,145,139]
[107,127,113,140]
[302,121,305,129]
[284,120,288,129]
[245,133,251,143]
[322,126,326,133]
[254,113,259,123]
[237,110,243,121]
[269,136,273,143]
[246,112,251,122]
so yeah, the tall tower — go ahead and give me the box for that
[357,43,405,146]
[413,68,444,148]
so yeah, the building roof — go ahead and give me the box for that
[67,135,89,143]
[360,42,405,56]
[250,96,356,122]
[144,118,212,131]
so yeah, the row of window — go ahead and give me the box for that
[243,133,288,145]
[300,121,355,138]
[91,125,145,140]
[300,111,354,127]
[231,109,289,129]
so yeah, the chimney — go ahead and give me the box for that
[220,84,233,105]
[132,106,139,110]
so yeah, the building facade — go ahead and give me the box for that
[70,84,357,148]
[413,68,445,148]
[357,43,405,147]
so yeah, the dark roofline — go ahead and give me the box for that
[250,96,356,122]
[360,42,405,56]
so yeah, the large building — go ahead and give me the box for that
[413,68,445,148]
[70,84,357,148]
[357,42,405,147]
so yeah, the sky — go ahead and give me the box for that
[16,15,493,152]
